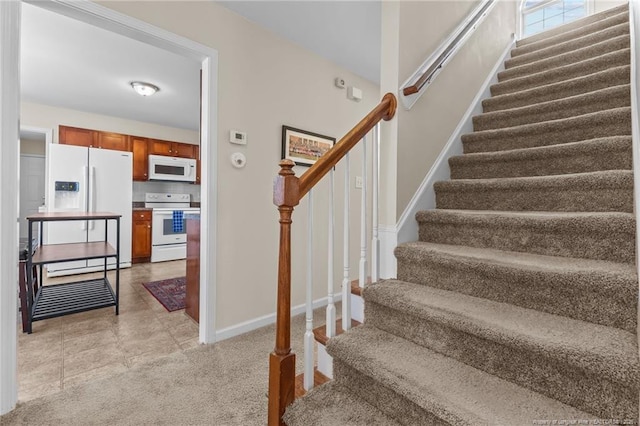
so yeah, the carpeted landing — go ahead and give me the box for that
[285,4,639,425]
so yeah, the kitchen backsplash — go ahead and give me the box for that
[133,181,201,202]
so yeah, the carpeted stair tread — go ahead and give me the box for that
[473,84,630,131]
[515,4,628,48]
[506,22,629,69]
[490,48,630,97]
[450,136,632,179]
[499,34,629,82]
[416,209,635,263]
[394,241,637,331]
[462,107,631,154]
[364,280,639,388]
[483,65,629,113]
[283,382,401,426]
[434,170,633,212]
[327,325,593,425]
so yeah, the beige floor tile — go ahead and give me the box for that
[20,318,63,338]
[167,321,199,344]
[18,343,62,369]
[63,362,128,389]
[178,338,200,351]
[119,331,178,357]
[18,381,62,403]
[18,362,62,389]
[63,344,126,378]
[63,316,117,340]
[61,307,115,324]
[63,329,118,357]
[112,319,165,339]
[157,311,194,328]
[126,344,186,369]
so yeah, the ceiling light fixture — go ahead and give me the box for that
[130,81,160,97]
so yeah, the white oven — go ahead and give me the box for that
[145,193,200,262]
[148,155,196,182]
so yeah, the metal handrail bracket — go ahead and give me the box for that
[400,0,497,110]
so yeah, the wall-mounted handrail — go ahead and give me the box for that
[401,0,496,108]
[268,92,397,425]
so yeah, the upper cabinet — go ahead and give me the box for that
[131,136,149,182]
[149,139,196,159]
[59,126,97,147]
[59,125,129,151]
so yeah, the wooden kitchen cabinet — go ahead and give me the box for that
[60,125,129,151]
[131,136,149,181]
[149,139,196,159]
[131,210,152,263]
[59,125,97,147]
[97,131,130,151]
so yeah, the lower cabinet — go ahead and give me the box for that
[132,210,152,263]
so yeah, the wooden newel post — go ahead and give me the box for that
[269,159,300,426]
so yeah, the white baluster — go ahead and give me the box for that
[326,170,336,338]
[342,153,351,331]
[371,125,380,283]
[359,135,368,289]
[304,190,314,391]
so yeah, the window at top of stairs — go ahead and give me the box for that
[523,0,588,36]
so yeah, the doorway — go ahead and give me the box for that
[0,0,218,415]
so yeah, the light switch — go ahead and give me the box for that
[230,130,247,145]
[355,176,363,189]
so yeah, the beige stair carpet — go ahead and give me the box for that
[285,3,639,425]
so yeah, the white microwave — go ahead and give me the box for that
[148,155,197,182]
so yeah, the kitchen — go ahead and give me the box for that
[16,2,205,402]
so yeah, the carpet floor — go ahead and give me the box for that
[285,4,639,425]
[0,308,325,426]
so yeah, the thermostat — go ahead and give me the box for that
[230,130,247,145]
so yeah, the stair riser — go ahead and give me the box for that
[417,219,635,263]
[490,49,630,97]
[395,254,637,332]
[333,362,455,426]
[515,8,628,50]
[450,143,632,179]
[483,66,630,113]
[506,24,629,69]
[499,36,629,82]
[434,185,633,213]
[462,113,631,153]
[474,87,630,131]
[364,302,638,420]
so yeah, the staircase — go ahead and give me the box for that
[284,4,639,425]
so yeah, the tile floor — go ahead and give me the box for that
[17,260,199,403]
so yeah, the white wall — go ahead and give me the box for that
[21,101,199,145]
[97,1,380,331]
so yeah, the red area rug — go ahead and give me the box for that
[142,277,186,312]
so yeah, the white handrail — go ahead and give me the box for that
[303,190,314,391]
[342,153,352,332]
[325,169,336,338]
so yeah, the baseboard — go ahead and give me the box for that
[396,36,516,245]
[379,225,398,279]
[214,293,343,342]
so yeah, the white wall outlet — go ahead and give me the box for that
[334,77,346,89]
[348,86,363,102]
[230,130,247,145]
[355,176,363,189]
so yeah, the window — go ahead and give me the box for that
[522,0,589,36]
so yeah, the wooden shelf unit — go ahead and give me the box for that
[24,212,122,334]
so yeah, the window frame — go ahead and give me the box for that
[518,0,594,38]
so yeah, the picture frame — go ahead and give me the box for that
[281,125,336,167]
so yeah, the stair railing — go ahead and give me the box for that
[269,93,397,425]
[400,0,497,110]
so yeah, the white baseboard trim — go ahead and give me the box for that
[379,225,398,279]
[214,294,342,342]
[396,36,516,245]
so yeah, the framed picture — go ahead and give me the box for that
[281,125,335,167]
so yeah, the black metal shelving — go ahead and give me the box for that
[24,212,122,334]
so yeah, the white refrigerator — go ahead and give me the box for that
[45,143,132,276]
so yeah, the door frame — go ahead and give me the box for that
[0,0,219,414]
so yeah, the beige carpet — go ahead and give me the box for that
[0,308,324,426]
[285,4,639,425]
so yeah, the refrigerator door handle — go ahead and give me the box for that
[81,166,88,231]
[89,166,96,230]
